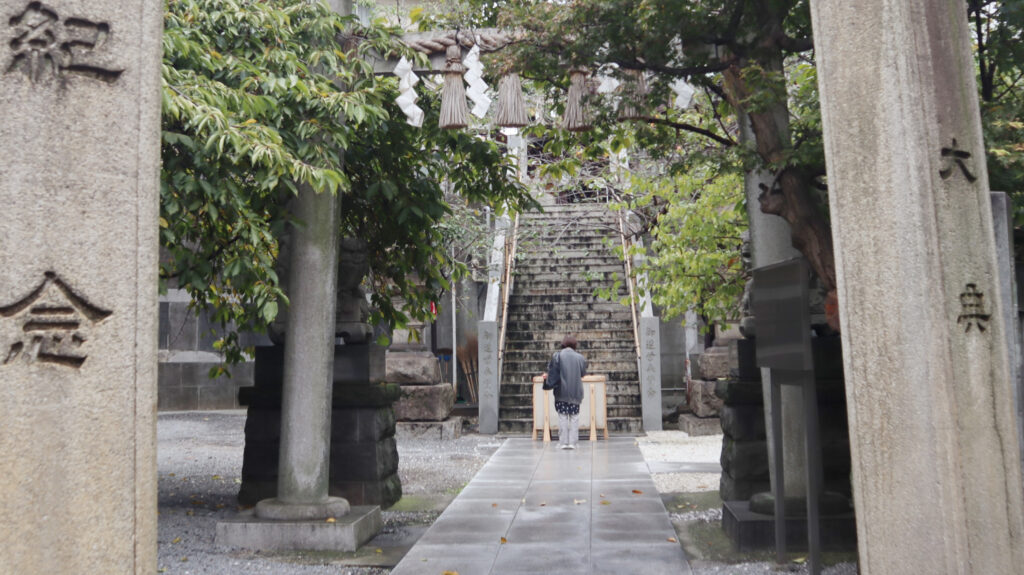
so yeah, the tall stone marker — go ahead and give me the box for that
[0,0,162,573]
[810,1,1024,572]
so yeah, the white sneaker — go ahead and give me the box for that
[559,444,571,450]
[567,444,577,450]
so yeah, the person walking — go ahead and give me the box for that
[548,334,587,449]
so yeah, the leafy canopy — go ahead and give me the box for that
[161,0,534,363]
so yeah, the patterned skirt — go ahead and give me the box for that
[555,401,580,416]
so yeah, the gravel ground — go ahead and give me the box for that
[637,430,723,493]
[158,411,856,574]
[157,411,501,575]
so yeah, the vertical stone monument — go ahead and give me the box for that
[811,1,1024,571]
[0,1,162,572]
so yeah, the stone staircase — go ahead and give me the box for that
[498,203,643,435]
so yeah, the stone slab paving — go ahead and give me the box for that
[392,438,691,575]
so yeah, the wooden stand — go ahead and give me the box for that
[530,375,608,441]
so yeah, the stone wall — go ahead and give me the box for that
[157,289,261,410]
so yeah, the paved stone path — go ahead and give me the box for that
[391,438,691,575]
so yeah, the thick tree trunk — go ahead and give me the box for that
[722,63,839,327]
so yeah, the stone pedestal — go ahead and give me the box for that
[0,2,162,572]
[394,383,456,421]
[217,505,382,552]
[688,379,724,418]
[236,345,402,508]
[387,348,460,437]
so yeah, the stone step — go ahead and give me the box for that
[519,234,616,246]
[498,391,641,407]
[497,417,643,435]
[519,254,623,266]
[502,309,624,321]
[504,330,635,340]
[505,319,634,332]
[516,272,618,282]
[502,361,639,375]
[509,294,629,304]
[502,370,640,383]
[515,264,624,275]
[503,339,637,352]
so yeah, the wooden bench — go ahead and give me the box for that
[530,374,609,441]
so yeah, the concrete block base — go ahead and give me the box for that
[396,418,462,441]
[678,414,722,436]
[216,505,382,551]
[721,500,856,552]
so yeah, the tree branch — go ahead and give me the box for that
[623,115,737,147]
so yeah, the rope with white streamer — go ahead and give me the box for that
[463,44,491,118]
[393,56,424,127]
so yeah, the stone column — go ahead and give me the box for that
[0,1,162,572]
[254,183,349,519]
[739,109,805,499]
[810,1,1024,571]
[991,192,1023,478]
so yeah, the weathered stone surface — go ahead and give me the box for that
[714,379,764,406]
[720,470,770,503]
[688,379,724,418]
[394,383,455,421]
[396,419,463,441]
[721,405,766,442]
[217,505,381,551]
[678,414,722,437]
[811,1,1024,570]
[730,339,759,380]
[697,347,730,380]
[386,351,442,385]
[0,2,162,571]
[720,436,769,480]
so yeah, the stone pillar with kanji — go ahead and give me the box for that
[810,0,1024,571]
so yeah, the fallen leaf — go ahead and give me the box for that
[375,548,383,554]
[158,569,166,573]
[632,490,643,495]
[441,571,458,575]
[794,557,807,564]
[573,499,587,505]
[212,475,222,480]
[500,537,507,544]
[180,557,188,563]
[600,500,611,506]
[234,478,242,484]
[492,503,498,508]
[667,537,677,543]
[186,510,194,516]
[326,517,336,523]
[171,537,181,544]
[599,494,605,497]
[168,473,176,477]
[539,502,546,507]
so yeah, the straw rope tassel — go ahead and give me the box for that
[439,44,468,130]
[617,69,648,120]
[495,73,529,128]
[562,69,591,132]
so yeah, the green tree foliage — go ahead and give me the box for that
[630,167,747,326]
[161,0,533,362]
[970,1,1024,221]
[494,0,1023,327]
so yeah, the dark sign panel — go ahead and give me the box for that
[752,258,812,371]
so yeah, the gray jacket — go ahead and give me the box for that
[554,347,587,405]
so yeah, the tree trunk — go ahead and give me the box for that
[722,62,839,328]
